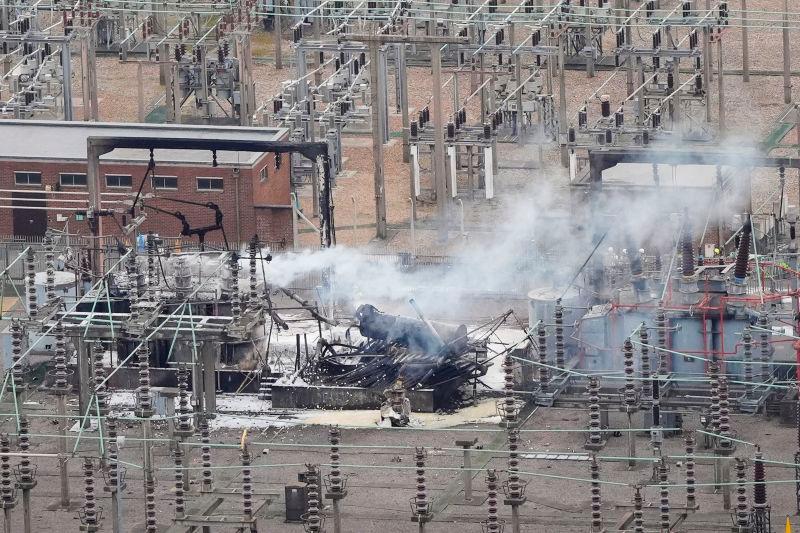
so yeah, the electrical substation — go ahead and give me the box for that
[4,1,800,532]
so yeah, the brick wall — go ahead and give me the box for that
[0,151,293,247]
[254,206,292,247]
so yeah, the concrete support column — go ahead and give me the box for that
[741,0,749,82]
[432,43,448,242]
[717,35,724,135]
[456,439,477,501]
[80,30,99,121]
[369,42,387,239]
[61,42,73,120]
[136,62,145,122]
[783,0,792,103]
[57,394,70,508]
[398,44,410,163]
[558,31,568,167]
[275,1,283,69]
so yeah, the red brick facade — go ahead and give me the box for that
[0,151,293,249]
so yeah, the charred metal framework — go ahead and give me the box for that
[84,133,337,275]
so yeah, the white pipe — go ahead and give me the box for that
[448,145,457,198]
[484,146,494,199]
[411,144,420,197]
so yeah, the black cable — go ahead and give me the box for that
[130,149,156,216]
[220,226,230,251]
[156,252,174,290]
[560,230,609,299]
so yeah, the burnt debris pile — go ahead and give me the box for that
[307,304,486,393]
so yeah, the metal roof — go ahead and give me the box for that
[0,120,288,167]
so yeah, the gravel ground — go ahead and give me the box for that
[3,396,798,532]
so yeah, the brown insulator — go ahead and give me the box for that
[484,469,500,532]
[590,455,602,532]
[248,235,259,305]
[135,339,152,416]
[742,327,754,398]
[0,434,15,508]
[750,448,770,532]
[640,325,652,399]
[44,235,56,305]
[145,461,156,532]
[10,319,24,394]
[685,432,696,509]
[328,426,343,494]
[146,232,157,302]
[758,315,772,384]
[82,458,99,531]
[709,355,721,436]
[719,377,732,448]
[656,305,669,374]
[26,247,37,318]
[413,447,429,519]
[555,299,565,369]
[623,338,637,407]
[735,458,749,531]
[633,485,644,533]
[587,377,602,448]
[503,352,517,427]
[506,425,521,500]
[174,445,185,519]
[241,446,253,521]
[797,394,800,453]
[305,464,322,531]
[106,417,120,491]
[658,458,670,531]
[17,415,32,486]
[53,320,68,391]
[200,416,213,492]
[176,367,193,435]
[733,217,752,281]
[536,321,549,389]
[752,448,766,508]
[93,341,108,416]
[681,216,695,277]
[654,251,663,276]
[126,249,140,321]
[230,253,241,320]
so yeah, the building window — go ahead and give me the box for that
[196,177,224,191]
[259,166,268,182]
[106,174,132,188]
[59,173,87,187]
[14,172,41,185]
[152,176,178,190]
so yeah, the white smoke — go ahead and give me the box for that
[261,138,769,321]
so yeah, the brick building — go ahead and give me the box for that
[0,120,294,248]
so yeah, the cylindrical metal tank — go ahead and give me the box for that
[527,286,583,363]
[355,304,468,355]
[527,287,582,325]
[33,270,77,307]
